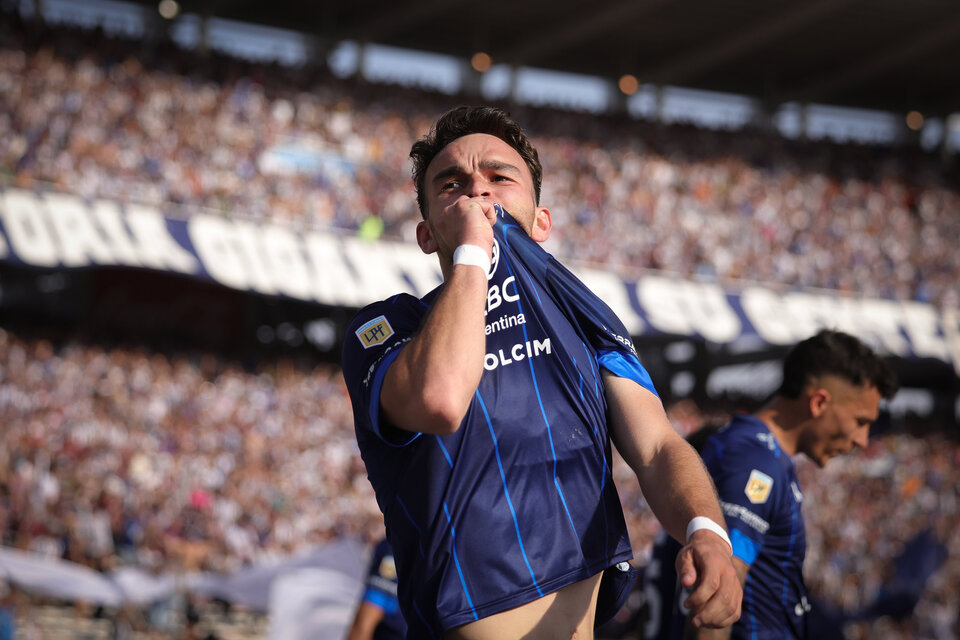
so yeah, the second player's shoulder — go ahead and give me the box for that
[706,416,792,497]
[712,414,782,459]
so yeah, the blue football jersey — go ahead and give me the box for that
[648,415,809,640]
[342,206,657,637]
[361,539,407,640]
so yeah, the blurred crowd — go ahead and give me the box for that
[0,329,382,577]
[1,329,957,638]
[2,12,959,308]
[798,435,959,639]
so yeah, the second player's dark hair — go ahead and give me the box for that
[409,105,543,218]
[777,329,899,400]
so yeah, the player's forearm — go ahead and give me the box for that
[381,265,488,434]
[637,435,725,545]
[685,620,733,640]
[347,601,386,640]
[604,374,724,544]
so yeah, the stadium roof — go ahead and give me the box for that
[131,0,960,118]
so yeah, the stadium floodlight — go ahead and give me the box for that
[471,52,493,73]
[158,0,180,20]
[906,110,924,131]
[618,74,639,96]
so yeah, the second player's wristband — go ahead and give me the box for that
[686,516,732,552]
[453,244,491,271]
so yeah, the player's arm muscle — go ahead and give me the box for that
[380,266,489,435]
[603,373,725,542]
[605,373,741,629]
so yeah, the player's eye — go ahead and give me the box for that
[440,180,461,191]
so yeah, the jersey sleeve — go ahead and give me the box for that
[494,205,657,396]
[705,448,784,567]
[341,294,427,445]
[362,540,402,614]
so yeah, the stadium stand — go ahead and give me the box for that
[1,6,958,640]
[2,11,959,307]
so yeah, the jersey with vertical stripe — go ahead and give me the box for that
[342,206,657,638]
[647,414,809,640]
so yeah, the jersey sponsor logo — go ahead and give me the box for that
[756,432,777,451]
[483,338,551,370]
[721,501,770,534]
[794,595,812,617]
[601,324,638,357]
[362,336,412,387]
[486,239,500,280]
[790,481,803,503]
[485,312,526,336]
[369,575,399,595]
[356,316,394,349]
[485,275,519,315]
[745,469,773,504]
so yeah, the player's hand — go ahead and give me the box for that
[676,529,742,629]
[431,196,495,260]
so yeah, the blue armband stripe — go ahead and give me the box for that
[597,350,658,397]
[363,587,400,614]
[731,528,760,565]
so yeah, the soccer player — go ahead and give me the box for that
[646,330,898,640]
[341,106,741,639]
[347,538,407,640]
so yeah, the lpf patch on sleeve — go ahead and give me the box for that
[378,554,397,580]
[744,469,773,504]
[356,316,394,349]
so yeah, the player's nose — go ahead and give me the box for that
[851,425,870,450]
[465,175,490,198]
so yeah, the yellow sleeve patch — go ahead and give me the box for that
[378,554,397,580]
[745,469,773,504]
[356,316,394,349]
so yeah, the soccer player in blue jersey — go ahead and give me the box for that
[646,330,898,640]
[347,538,407,640]
[341,106,741,639]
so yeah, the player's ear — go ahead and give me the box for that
[416,219,438,255]
[530,205,552,242]
[808,387,830,419]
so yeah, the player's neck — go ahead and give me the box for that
[753,399,802,456]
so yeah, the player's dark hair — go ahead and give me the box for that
[410,105,543,218]
[777,329,899,400]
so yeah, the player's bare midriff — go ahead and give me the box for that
[443,572,603,640]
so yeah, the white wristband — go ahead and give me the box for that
[453,244,490,271]
[686,516,732,552]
